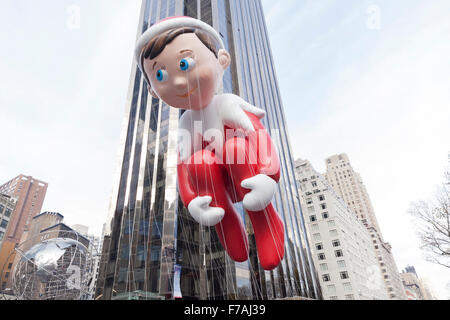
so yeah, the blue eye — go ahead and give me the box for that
[156,69,168,82]
[180,58,195,71]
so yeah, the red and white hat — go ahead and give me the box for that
[135,16,225,75]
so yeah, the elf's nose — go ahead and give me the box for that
[173,75,188,91]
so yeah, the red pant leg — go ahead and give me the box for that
[223,137,285,271]
[186,149,249,262]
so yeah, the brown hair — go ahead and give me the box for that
[141,27,219,86]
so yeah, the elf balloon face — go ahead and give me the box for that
[143,32,231,110]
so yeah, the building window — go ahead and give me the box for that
[340,271,349,279]
[310,215,317,222]
[329,296,338,300]
[318,195,325,202]
[313,233,321,241]
[320,263,328,271]
[312,181,318,187]
[327,285,336,294]
[320,204,327,210]
[345,294,355,300]
[343,282,352,292]
[315,243,323,251]
[306,198,313,205]
[318,253,326,261]
[322,274,331,282]
[311,224,319,232]
[322,212,329,219]
[337,260,346,268]
[327,220,336,227]
[332,240,341,247]
[335,250,344,257]
[329,229,338,237]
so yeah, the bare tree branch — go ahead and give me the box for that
[409,168,450,269]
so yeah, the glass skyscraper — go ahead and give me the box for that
[97,0,321,300]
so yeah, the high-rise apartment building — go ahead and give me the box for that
[0,194,17,250]
[98,0,320,300]
[0,175,47,290]
[324,154,406,300]
[295,159,387,300]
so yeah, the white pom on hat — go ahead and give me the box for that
[135,16,225,75]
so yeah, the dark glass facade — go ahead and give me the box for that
[97,0,321,300]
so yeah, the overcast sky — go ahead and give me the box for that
[0,0,449,298]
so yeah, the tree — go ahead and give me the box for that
[409,168,450,268]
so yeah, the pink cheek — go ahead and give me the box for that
[196,66,214,82]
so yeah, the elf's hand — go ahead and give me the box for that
[188,196,225,227]
[241,174,277,211]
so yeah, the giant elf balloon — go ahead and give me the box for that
[135,16,285,271]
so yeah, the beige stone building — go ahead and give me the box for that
[295,159,387,300]
[324,154,406,300]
